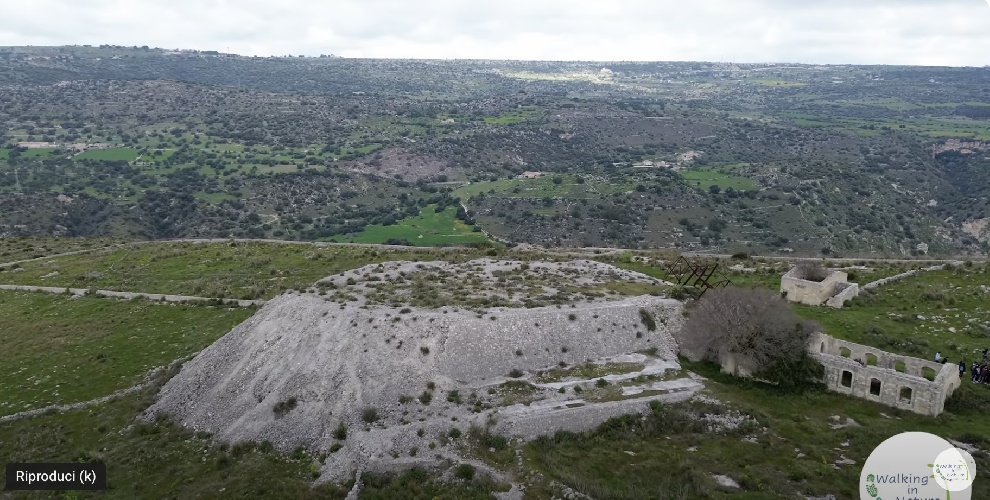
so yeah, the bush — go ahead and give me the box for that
[639,308,657,331]
[449,427,462,439]
[454,463,476,480]
[419,391,433,405]
[446,390,462,404]
[795,261,829,282]
[362,407,379,423]
[272,396,298,417]
[333,423,347,440]
[677,286,823,389]
[568,313,577,321]
[420,346,430,355]
[508,368,524,378]
[596,378,609,388]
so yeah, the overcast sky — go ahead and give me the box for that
[1,0,988,66]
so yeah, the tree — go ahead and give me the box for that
[709,185,721,194]
[676,287,823,388]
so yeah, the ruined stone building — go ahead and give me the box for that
[810,333,961,417]
[780,266,859,308]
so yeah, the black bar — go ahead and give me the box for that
[5,463,107,490]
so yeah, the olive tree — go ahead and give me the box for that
[676,286,823,388]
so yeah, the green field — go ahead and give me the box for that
[329,206,490,246]
[454,175,635,200]
[0,148,8,160]
[528,358,990,499]
[0,291,252,416]
[483,106,540,125]
[20,148,59,158]
[75,147,141,161]
[793,265,990,362]
[0,242,467,299]
[679,168,760,191]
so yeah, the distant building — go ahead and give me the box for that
[517,171,544,179]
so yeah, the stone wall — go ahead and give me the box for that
[861,264,951,291]
[781,268,847,306]
[810,333,960,416]
[825,282,860,308]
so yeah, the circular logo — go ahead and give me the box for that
[860,432,976,499]
[932,447,976,491]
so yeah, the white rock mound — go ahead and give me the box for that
[146,267,684,480]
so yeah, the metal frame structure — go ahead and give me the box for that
[662,256,732,297]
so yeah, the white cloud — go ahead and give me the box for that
[0,0,987,65]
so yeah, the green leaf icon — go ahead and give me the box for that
[867,474,875,482]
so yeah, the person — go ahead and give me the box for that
[972,362,980,382]
[983,348,988,361]
[959,360,966,377]
[934,351,942,362]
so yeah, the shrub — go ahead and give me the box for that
[449,427,462,439]
[272,396,298,417]
[795,261,829,282]
[639,308,657,331]
[596,378,609,388]
[420,346,430,355]
[446,390,462,404]
[454,463,476,480]
[329,443,343,453]
[333,423,347,440]
[568,313,577,321]
[362,407,379,423]
[508,368,524,378]
[419,391,433,405]
[515,349,523,356]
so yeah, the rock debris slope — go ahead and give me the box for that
[146,259,691,480]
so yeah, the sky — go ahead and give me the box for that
[0,0,988,66]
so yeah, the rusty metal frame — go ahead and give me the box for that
[662,256,732,297]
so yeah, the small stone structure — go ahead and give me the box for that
[810,333,961,417]
[780,266,859,308]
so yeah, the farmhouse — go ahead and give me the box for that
[780,266,859,308]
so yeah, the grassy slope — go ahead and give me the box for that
[0,242,466,299]
[527,360,990,499]
[0,291,253,416]
[0,237,120,263]
[329,206,489,246]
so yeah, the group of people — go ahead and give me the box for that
[937,349,990,383]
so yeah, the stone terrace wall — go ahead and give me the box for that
[810,333,960,416]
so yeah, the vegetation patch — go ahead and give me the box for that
[0,290,252,416]
[328,206,489,247]
[75,147,141,161]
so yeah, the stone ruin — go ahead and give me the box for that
[780,265,859,308]
[810,333,961,417]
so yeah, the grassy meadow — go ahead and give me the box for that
[0,291,253,416]
[328,206,490,246]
